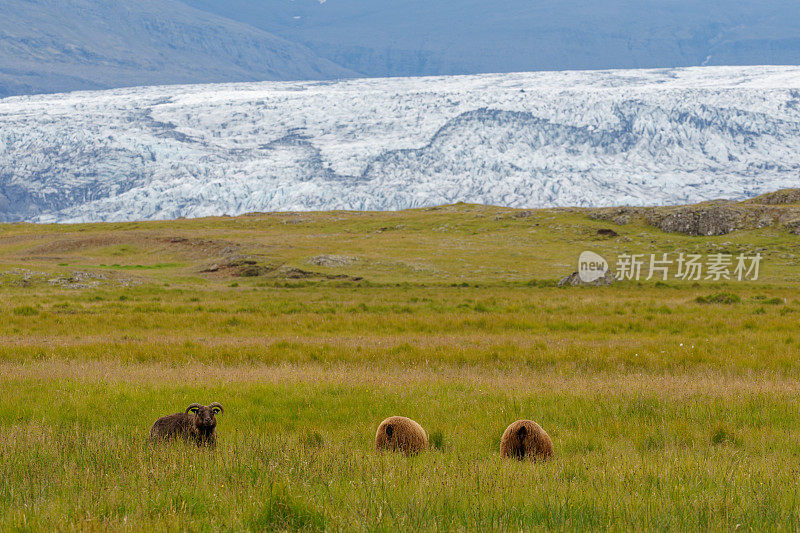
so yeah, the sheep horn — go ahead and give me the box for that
[209,402,224,414]
[185,403,203,414]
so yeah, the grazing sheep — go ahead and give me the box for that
[149,403,224,447]
[375,416,428,455]
[500,419,553,461]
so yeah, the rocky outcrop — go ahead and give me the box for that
[744,189,800,205]
[589,194,800,236]
[644,203,744,236]
[558,269,616,287]
[307,255,359,267]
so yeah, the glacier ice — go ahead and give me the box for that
[0,66,799,223]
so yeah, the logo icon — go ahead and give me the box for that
[578,251,609,283]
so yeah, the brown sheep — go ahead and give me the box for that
[374,416,428,455]
[149,403,224,447]
[500,419,553,461]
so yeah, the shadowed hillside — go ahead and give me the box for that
[0,0,354,97]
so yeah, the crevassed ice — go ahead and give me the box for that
[0,66,799,223]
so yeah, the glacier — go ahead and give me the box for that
[1,66,799,223]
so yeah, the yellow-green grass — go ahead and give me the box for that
[1,203,800,530]
[1,203,798,285]
[1,284,799,372]
[3,363,800,530]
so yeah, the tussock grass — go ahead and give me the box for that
[695,292,742,304]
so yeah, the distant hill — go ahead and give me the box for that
[0,0,355,97]
[1,66,799,223]
[2,1,800,97]
[185,0,800,77]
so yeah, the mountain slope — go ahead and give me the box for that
[3,1,798,97]
[0,0,355,97]
[184,0,800,77]
[0,66,799,222]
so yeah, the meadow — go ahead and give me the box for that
[1,202,800,530]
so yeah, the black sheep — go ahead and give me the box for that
[150,403,224,447]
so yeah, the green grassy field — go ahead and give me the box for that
[2,202,800,530]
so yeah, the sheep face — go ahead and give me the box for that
[188,404,220,431]
[185,402,224,445]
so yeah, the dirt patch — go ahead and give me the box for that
[596,228,619,237]
[202,258,276,277]
[280,267,317,279]
[25,235,130,255]
[22,234,244,264]
[279,266,362,281]
[202,259,362,281]
[160,237,244,258]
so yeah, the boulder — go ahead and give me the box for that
[558,269,616,287]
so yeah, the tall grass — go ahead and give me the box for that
[1,205,799,529]
[3,366,800,530]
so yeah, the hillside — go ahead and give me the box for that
[1,191,798,287]
[1,66,799,223]
[125,0,800,78]
[0,0,354,98]
[3,1,800,97]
